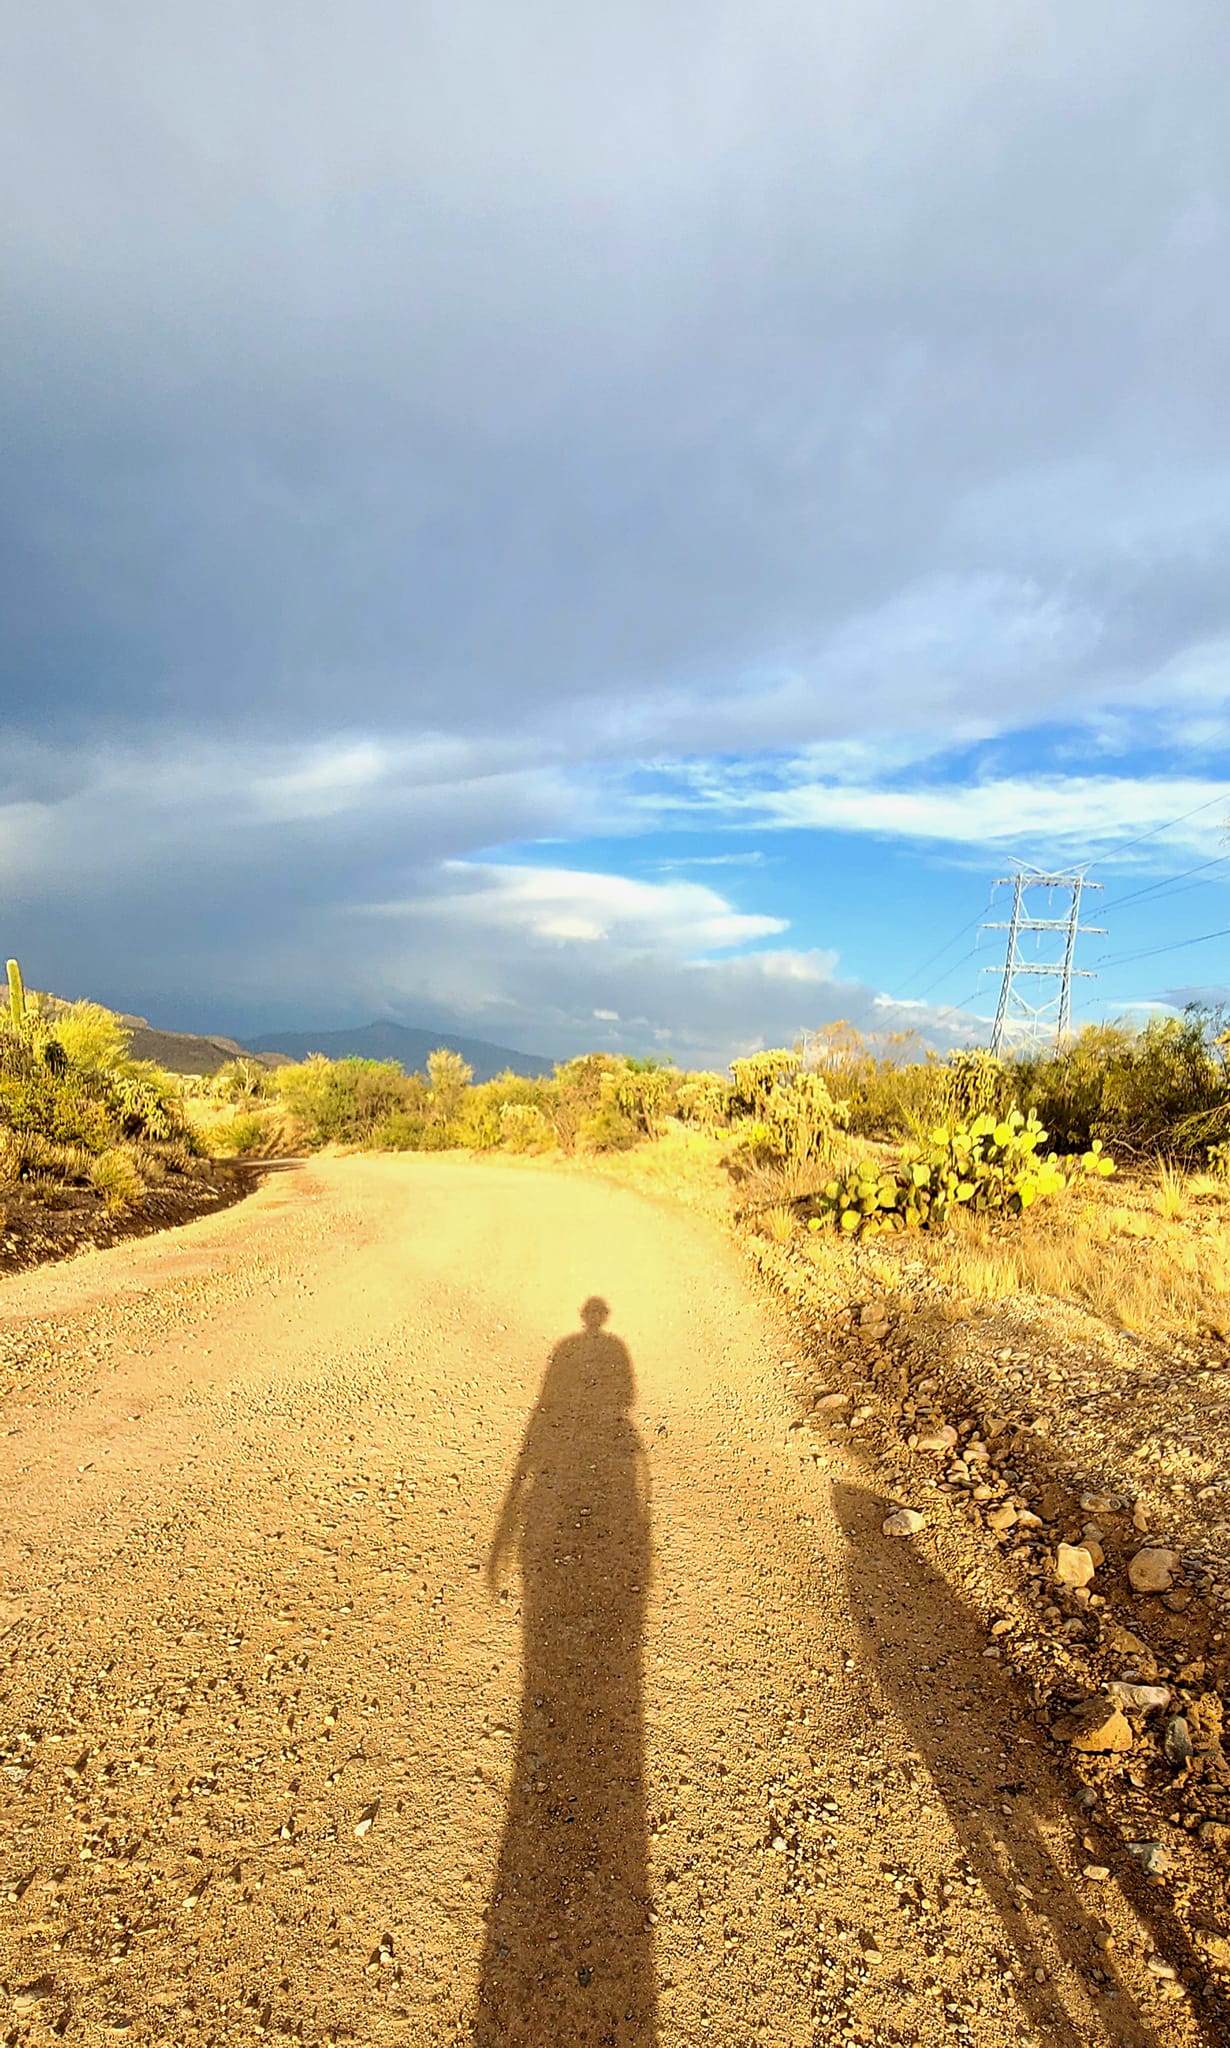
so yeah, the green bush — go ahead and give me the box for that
[273,1055,425,1144]
[211,1112,269,1156]
[1020,1008,1230,1159]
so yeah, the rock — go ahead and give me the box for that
[1056,1544,1096,1589]
[1164,1716,1194,1769]
[813,1392,851,1414]
[1126,1840,1171,1878]
[1198,1819,1230,1851]
[987,1504,1018,1534]
[917,1426,958,1452]
[1051,1698,1134,1753]
[1103,1624,1157,1677]
[1195,1927,1230,1968]
[1107,1682,1171,1714]
[882,1508,925,1537]
[1132,1499,1153,1533]
[1082,1864,1111,1881]
[1188,1693,1225,1752]
[1079,1534,1106,1568]
[1128,1548,1179,1594]
[1081,1491,1122,1514]
[1039,1484,1067,1523]
[1016,1509,1044,1530]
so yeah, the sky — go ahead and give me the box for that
[3,1,1230,1066]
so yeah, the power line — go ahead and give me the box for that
[903,914,984,992]
[1093,790,1228,868]
[913,943,983,1004]
[1097,924,1230,972]
[1101,851,1230,914]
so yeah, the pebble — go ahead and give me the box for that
[882,1508,925,1537]
[1126,1841,1171,1878]
[1055,1543,1096,1589]
[1082,1864,1111,1881]
[1106,1682,1170,1714]
[917,1426,958,1452]
[813,1392,851,1414]
[1163,1716,1193,1768]
[1128,1548,1179,1594]
[987,1504,1017,1533]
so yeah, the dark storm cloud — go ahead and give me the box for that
[4,1,1228,748]
[2,2,1228,1047]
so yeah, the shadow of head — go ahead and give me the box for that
[580,1294,610,1331]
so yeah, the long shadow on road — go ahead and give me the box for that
[834,1477,1228,2048]
[473,1297,657,2046]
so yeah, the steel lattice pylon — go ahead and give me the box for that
[983,867,1105,1054]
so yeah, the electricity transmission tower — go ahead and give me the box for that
[982,867,1104,1054]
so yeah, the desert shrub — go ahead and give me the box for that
[675,1072,733,1130]
[212,1058,275,1102]
[729,1050,846,1168]
[611,1060,678,1139]
[45,999,132,1075]
[89,1147,147,1215]
[110,1065,189,1142]
[273,1055,425,1144]
[210,1112,269,1156]
[457,1073,548,1150]
[0,1064,115,1151]
[497,1102,554,1152]
[944,1048,1015,1123]
[1021,1008,1230,1159]
[548,1054,626,1152]
[426,1048,474,1124]
[811,1110,1115,1238]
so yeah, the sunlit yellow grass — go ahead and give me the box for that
[924,1173,1230,1337]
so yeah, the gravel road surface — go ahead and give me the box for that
[0,1156,1210,2045]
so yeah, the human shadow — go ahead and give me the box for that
[474,1298,657,2046]
[833,1478,1229,2046]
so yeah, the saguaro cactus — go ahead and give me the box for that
[5,958,26,1036]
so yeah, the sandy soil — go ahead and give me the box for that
[0,1154,1222,2045]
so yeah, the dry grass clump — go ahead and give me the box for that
[88,1146,147,1215]
[922,1170,1230,1338]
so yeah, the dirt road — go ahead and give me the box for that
[0,1156,1216,2045]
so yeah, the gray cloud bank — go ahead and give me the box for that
[2,2,1228,1053]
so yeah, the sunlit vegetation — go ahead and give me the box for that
[0,963,203,1220]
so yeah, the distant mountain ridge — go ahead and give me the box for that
[242,1020,555,1082]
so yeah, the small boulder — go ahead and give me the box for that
[1164,1716,1194,1769]
[1129,1548,1180,1594]
[1051,1697,1134,1753]
[882,1508,925,1538]
[1056,1543,1096,1589]
[1126,1840,1171,1878]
